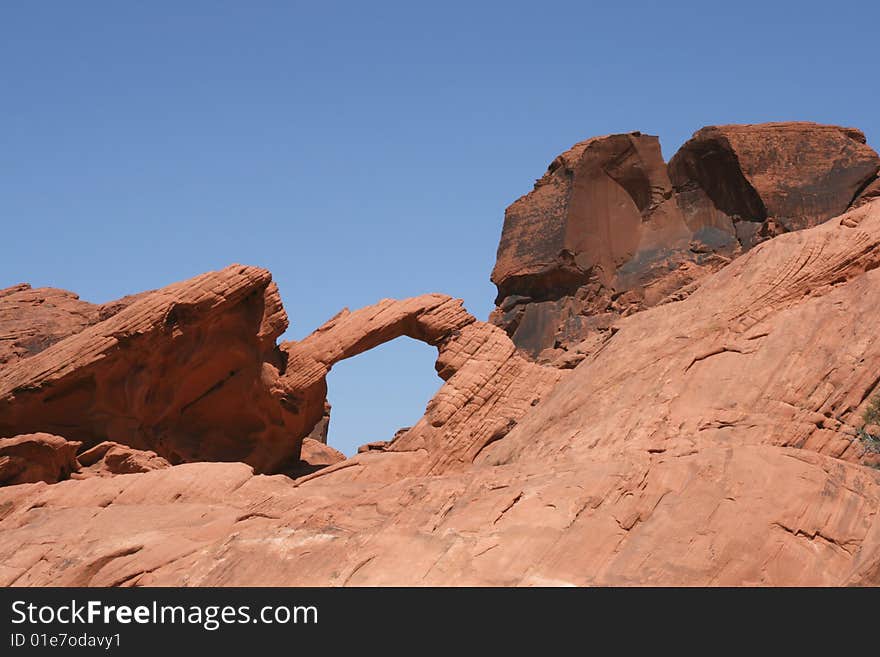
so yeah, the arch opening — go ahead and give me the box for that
[323,336,441,456]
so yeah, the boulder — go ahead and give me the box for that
[74,441,171,477]
[281,438,346,478]
[0,433,80,485]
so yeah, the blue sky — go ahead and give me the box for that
[3,1,878,455]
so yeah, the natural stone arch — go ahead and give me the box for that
[281,294,568,480]
[0,275,567,479]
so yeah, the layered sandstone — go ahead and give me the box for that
[0,284,100,366]
[280,293,568,478]
[2,200,880,585]
[0,265,314,473]
[491,122,880,363]
[1,123,880,587]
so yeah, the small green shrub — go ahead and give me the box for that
[864,392,880,427]
[859,392,880,454]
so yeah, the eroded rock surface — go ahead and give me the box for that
[2,124,880,587]
[491,122,880,362]
[0,265,315,473]
[1,443,878,586]
[75,442,171,478]
[482,200,880,471]
[0,433,80,485]
[282,438,346,478]
[670,123,880,233]
[281,294,567,479]
[0,284,100,366]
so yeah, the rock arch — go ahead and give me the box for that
[281,294,568,479]
[0,273,567,478]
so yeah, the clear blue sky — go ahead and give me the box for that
[3,2,878,456]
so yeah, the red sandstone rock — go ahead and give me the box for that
[491,122,880,360]
[0,265,317,473]
[670,122,879,232]
[1,199,876,586]
[854,179,880,209]
[0,446,878,586]
[281,294,567,480]
[483,201,880,471]
[0,284,100,366]
[282,438,346,478]
[0,433,80,485]
[298,438,345,467]
[74,441,171,477]
[358,440,390,453]
[2,124,880,587]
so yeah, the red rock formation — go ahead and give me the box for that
[482,199,880,470]
[0,284,152,368]
[670,123,880,233]
[854,177,880,209]
[282,438,346,478]
[0,284,100,366]
[2,124,880,587]
[491,122,880,362]
[0,433,80,485]
[0,265,319,473]
[281,294,567,480]
[74,441,171,478]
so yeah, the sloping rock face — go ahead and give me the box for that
[483,200,880,470]
[0,265,317,473]
[2,199,880,585]
[491,122,880,363]
[0,284,100,366]
[0,284,151,368]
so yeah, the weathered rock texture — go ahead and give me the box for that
[0,265,312,473]
[280,294,567,479]
[491,122,880,363]
[0,284,151,368]
[0,284,100,366]
[74,442,171,478]
[2,123,880,587]
[282,438,345,478]
[0,433,80,485]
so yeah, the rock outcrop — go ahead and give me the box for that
[74,442,171,478]
[0,433,80,485]
[670,123,879,233]
[282,438,346,478]
[281,294,567,479]
[2,123,880,587]
[0,284,101,366]
[483,200,880,470]
[0,265,315,473]
[491,122,880,363]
